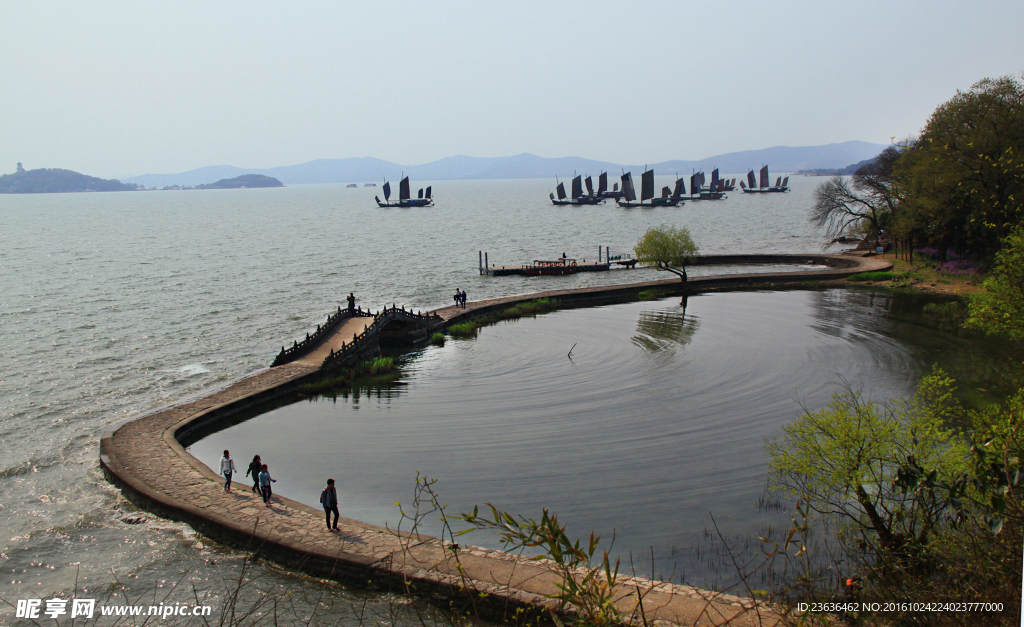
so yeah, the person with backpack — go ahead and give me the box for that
[320,478,339,531]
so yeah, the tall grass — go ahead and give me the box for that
[298,357,398,394]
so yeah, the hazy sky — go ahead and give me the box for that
[3,1,1022,178]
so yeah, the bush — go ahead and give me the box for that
[446,321,479,337]
[430,332,445,346]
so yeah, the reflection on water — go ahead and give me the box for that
[632,296,699,353]
[191,288,1016,587]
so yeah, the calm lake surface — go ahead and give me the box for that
[1,177,1011,621]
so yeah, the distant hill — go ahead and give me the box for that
[195,174,284,189]
[795,156,879,177]
[0,167,138,193]
[124,141,887,187]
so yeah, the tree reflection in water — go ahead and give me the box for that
[632,295,700,352]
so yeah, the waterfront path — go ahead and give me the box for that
[101,254,891,627]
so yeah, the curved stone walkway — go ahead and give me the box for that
[101,254,891,627]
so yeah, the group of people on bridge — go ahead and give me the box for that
[219,451,340,530]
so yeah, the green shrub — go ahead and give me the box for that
[447,321,479,337]
[430,332,446,346]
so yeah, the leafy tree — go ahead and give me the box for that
[765,370,969,560]
[809,144,905,240]
[965,225,1024,339]
[633,224,697,281]
[895,75,1024,260]
[766,372,1024,621]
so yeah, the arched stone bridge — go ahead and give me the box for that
[271,304,443,370]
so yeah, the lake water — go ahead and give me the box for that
[0,177,1008,622]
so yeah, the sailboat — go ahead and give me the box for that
[739,166,789,193]
[549,174,604,205]
[595,171,623,200]
[616,169,683,208]
[685,169,727,200]
[375,176,434,207]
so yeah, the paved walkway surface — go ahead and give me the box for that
[101,256,892,626]
[293,316,373,367]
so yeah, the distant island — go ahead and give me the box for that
[195,174,284,189]
[0,163,139,194]
[794,156,877,177]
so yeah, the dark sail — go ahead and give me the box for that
[673,177,685,198]
[585,176,593,196]
[425,186,432,198]
[711,169,720,193]
[383,181,392,201]
[621,172,636,202]
[400,177,411,200]
[781,176,789,187]
[556,182,567,200]
[598,172,608,194]
[613,182,619,192]
[418,188,424,199]
[640,169,655,202]
[747,170,757,188]
[571,175,583,199]
[759,166,769,189]
[661,186,670,199]
[690,174,698,195]
[775,176,782,188]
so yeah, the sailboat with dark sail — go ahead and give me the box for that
[685,169,727,200]
[375,176,434,207]
[615,169,683,208]
[595,171,623,200]
[549,174,604,205]
[739,166,789,193]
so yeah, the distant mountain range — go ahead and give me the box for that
[123,141,887,188]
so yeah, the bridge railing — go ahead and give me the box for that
[320,304,442,369]
[271,306,374,367]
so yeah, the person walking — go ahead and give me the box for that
[258,464,276,506]
[347,293,356,314]
[320,478,339,531]
[460,290,467,308]
[453,288,461,307]
[219,450,237,492]
[245,455,262,494]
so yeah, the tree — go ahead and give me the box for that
[765,371,968,560]
[633,225,697,281]
[895,75,1024,260]
[809,144,905,240]
[965,224,1024,339]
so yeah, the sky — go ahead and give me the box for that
[2,0,1022,179]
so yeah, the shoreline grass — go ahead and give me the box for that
[298,357,398,395]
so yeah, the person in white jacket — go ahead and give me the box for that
[220,450,237,492]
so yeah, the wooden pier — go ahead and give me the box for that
[478,247,637,276]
